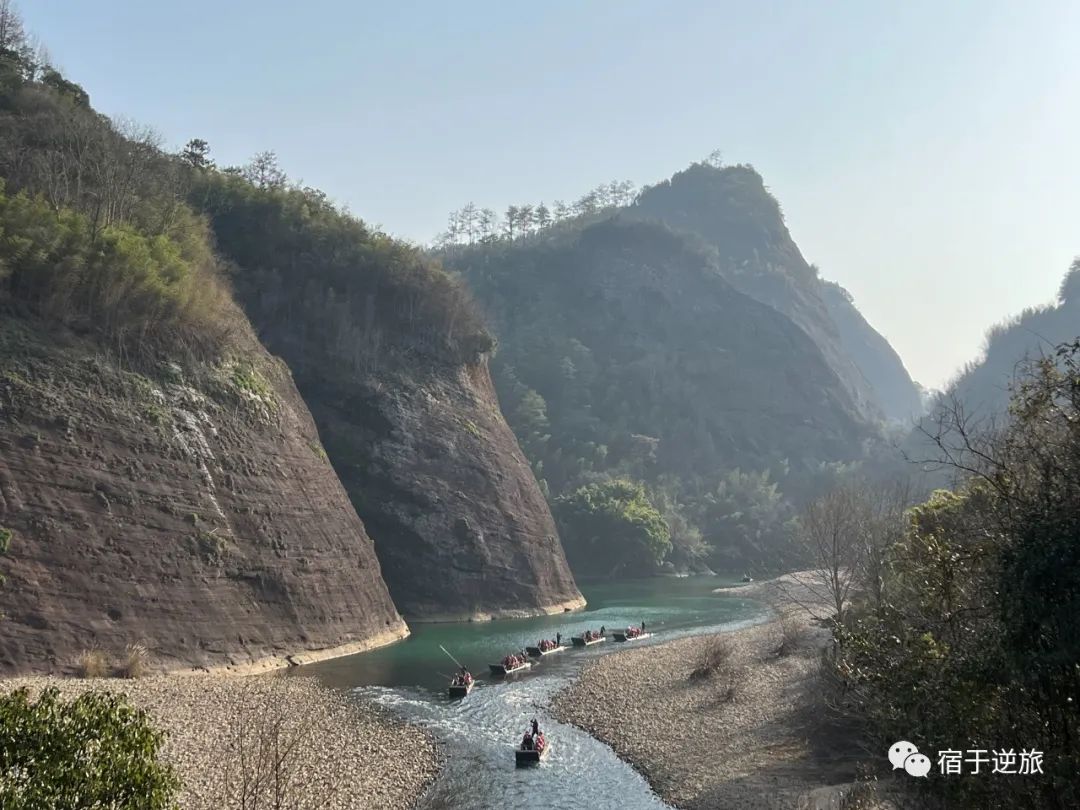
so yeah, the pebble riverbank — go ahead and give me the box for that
[551,572,861,810]
[1,675,440,810]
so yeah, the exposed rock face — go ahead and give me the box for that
[197,179,585,621]
[0,317,406,675]
[303,360,584,619]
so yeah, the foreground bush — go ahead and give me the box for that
[0,687,179,809]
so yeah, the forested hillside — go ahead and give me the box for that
[446,216,876,574]
[942,259,1080,417]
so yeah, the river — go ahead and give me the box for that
[298,576,769,810]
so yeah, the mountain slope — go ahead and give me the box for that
[633,163,920,422]
[195,176,584,620]
[934,260,1080,419]
[820,281,923,422]
[452,218,875,497]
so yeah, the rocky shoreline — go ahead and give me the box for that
[0,675,440,810]
[551,572,859,810]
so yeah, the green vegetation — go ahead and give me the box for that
[0,15,233,359]
[554,480,671,578]
[192,169,492,370]
[0,184,231,356]
[449,213,870,575]
[827,343,1080,808]
[0,687,179,809]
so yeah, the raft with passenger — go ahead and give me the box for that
[448,680,474,698]
[516,727,550,766]
[489,653,532,676]
[571,629,606,647]
[527,636,565,657]
[448,670,475,698]
[613,626,652,643]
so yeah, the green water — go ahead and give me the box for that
[297,576,769,810]
[302,575,767,692]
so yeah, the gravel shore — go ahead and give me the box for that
[1,675,440,810]
[552,572,861,810]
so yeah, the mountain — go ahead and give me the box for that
[923,259,1080,423]
[633,163,921,422]
[194,175,584,620]
[448,217,877,570]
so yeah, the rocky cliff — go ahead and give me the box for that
[0,316,406,675]
[634,163,919,424]
[196,177,585,620]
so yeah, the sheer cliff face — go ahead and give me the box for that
[634,163,918,425]
[302,360,584,619]
[0,318,406,675]
[219,279,584,622]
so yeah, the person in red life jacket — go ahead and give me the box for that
[535,732,546,753]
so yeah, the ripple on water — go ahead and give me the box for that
[357,680,672,810]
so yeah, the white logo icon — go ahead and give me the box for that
[889,741,931,777]
[904,753,932,777]
[888,741,918,770]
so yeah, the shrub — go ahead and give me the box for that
[0,183,234,359]
[76,649,111,679]
[116,643,150,679]
[771,615,807,659]
[689,635,742,701]
[0,686,179,809]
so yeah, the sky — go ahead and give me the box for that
[23,0,1080,389]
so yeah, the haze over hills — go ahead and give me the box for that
[436,161,927,573]
[631,163,923,424]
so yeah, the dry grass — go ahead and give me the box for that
[771,614,808,659]
[688,636,743,702]
[115,643,149,679]
[76,648,111,678]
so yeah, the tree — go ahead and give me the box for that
[243,150,287,189]
[793,485,870,624]
[830,345,1080,809]
[552,200,569,221]
[180,138,214,170]
[459,202,480,243]
[0,0,28,61]
[554,479,671,578]
[503,205,519,239]
[535,202,551,229]
[478,207,498,242]
[0,687,179,808]
[517,203,534,234]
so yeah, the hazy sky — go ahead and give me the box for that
[25,1,1080,388]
